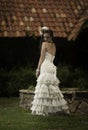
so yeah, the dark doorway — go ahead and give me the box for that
[75,28,88,69]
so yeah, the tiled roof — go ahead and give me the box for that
[0,0,88,40]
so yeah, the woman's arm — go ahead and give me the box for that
[36,42,47,78]
[37,42,47,70]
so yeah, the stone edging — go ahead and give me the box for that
[19,89,88,115]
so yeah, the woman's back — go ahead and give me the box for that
[44,42,56,56]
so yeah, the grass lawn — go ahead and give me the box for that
[0,97,88,130]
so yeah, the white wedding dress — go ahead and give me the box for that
[31,52,70,115]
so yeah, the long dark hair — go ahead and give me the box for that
[39,29,54,49]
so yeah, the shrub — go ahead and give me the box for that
[72,68,88,89]
[57,65,88,89]
[57,65,73,87]
[0,69,9,96]
[0,66,36,96]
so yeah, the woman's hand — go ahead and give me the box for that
[36,69,40,78]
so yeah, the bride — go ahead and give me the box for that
[30,27,70,116]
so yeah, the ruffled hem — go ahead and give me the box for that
[31,83,70,116]
[31,102,70,116]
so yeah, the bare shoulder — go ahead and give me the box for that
[42,42,56,52]
[42,42,48,48]
[42,42,48,46]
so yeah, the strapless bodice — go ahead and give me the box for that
[45,52,55,62]
[40,52,56,74]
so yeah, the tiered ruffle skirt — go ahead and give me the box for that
[31,62,70,115]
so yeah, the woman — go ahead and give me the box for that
[31,28,70,116]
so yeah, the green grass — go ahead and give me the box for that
[0,97,88,130]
